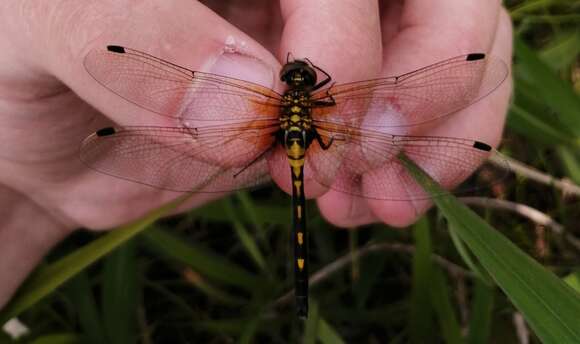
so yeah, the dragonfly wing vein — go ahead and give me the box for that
[80,125,277,192]
[84,46,282,122]
[312,54,508,128]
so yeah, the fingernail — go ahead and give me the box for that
[209,52,276,90]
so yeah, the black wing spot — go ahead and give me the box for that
[466,53,485,61]
[96,127,117,137]
[473,141,491,151]
[107,45,126,54]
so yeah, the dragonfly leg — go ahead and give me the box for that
[315,131,334,150]
[286,51,296,64]
[306,58,332,91]
[313,93,336,107]
[233,145,274,178]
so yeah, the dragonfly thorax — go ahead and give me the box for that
[280,88,313,132]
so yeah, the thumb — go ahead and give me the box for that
[1,0,282,126]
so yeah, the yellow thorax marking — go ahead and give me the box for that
[297,258,305,270]
[297,232,304,245]
[291,105,301,113]
[290,114,301,123]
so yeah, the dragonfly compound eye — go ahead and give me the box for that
[280,60,317,87]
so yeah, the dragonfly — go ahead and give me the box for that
[80,45,508,318]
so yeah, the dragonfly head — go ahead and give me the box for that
[280,60,317,88]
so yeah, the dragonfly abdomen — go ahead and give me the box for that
[287,145,308,317]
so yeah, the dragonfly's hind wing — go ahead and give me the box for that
[307,121,509,200]
[80,122,278,192]
[84,45,282,122]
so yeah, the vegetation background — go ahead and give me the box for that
[1,0,579,343]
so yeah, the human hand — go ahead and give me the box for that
[0,0,279,308]
[257,0,513,227]
[0,0,511,308]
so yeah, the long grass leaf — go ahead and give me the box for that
[429,268,463,344]
[318,318,346,344]
[409,217,435,344]
[101,241,138,344]
[223,199,267,272]
[141,227,262,290]
[467,279,495,344]
[304,300,320,344]
[402,154,580,343]
[514,38,580,136]
[65,272,107,344]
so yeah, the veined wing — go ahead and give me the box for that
[306,120,509,200]
[312,53,508,128]
[84,45,282,122]
[79,120,278,192]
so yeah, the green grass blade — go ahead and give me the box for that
[65,272,107,344]
[0,195,189,325]
[557,147,580,184]
[402,154,580,343]
[180,270,247,305]
[304,300,320,344]
[506,104,578,147]
[101,241,138,344]
[409,217,435,344]
[141,227,262,290]
[467,279,495,344]
[429,268,463,344]
[514,37,580,136]
[539,30,580,71]
[196,318,247,335]
[223,198,267,272]
[239,316,260,344]
[28,333,80,344]
[353,254,387,309]
[235,191,265,237]
[564,270,580,293]
[448,224,492,284]
[190,199,289,225]
[318,318,346,344]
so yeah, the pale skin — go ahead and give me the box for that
[0,0,512,308]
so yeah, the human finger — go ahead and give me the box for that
[270,0,383,198]
[320,1,512,227]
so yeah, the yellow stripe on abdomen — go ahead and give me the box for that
[297,258,305,270]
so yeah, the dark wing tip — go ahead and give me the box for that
[466,53,486,61]
[106,45,126,54]
[473,141,492,151]
[96,127,117,137]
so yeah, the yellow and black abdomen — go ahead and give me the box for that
[280,89,313,318]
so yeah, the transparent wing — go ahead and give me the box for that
[312,53,508,128]
[84,45,282,121]
[79,121,279,192]
[306,121,509,200]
